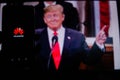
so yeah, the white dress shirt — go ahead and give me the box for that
[47,26,65,55]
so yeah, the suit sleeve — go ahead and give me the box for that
[80,34,105,65]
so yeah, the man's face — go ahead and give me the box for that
[44,10,65,30]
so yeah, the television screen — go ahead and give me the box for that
[0,0,120,74]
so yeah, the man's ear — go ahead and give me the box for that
[62,14,65,21]
[44,17,47,24]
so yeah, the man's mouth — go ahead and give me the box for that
[50,21,57,25]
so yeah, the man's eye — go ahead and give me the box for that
[46,15,51,18]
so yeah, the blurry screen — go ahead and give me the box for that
[0,1,120,71]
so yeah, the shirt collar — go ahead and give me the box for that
[47,25,65,36]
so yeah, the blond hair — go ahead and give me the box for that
[43,4,64,14]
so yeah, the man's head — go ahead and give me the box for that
[43,4,65,31]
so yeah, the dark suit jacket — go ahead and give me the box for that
[34,1,80,31]
[34,28,104,77]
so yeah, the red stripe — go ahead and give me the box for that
[100,0,110,36]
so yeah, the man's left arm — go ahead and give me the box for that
[83,25,107,65]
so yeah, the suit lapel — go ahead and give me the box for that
[63,29,72,52]
[59,29,72,69]
[41,28,51,57]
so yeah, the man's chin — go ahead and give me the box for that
[50,27,60,31]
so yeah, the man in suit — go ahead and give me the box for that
[34,4,107,79]
[34,1,80,31]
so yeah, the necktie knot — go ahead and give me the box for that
[53,31,57,36]
[52,31,58,48]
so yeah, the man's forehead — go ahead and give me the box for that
[45,10,62,15]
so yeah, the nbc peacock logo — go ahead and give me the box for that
[13,27,24,37]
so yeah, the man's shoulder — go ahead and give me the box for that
[66,28,83,36]
[66,28,85,41]
[35,28,46,41]
[35,28,45,35]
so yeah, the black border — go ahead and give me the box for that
[0,0,120,78]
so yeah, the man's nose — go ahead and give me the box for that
[51,15,56,21]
